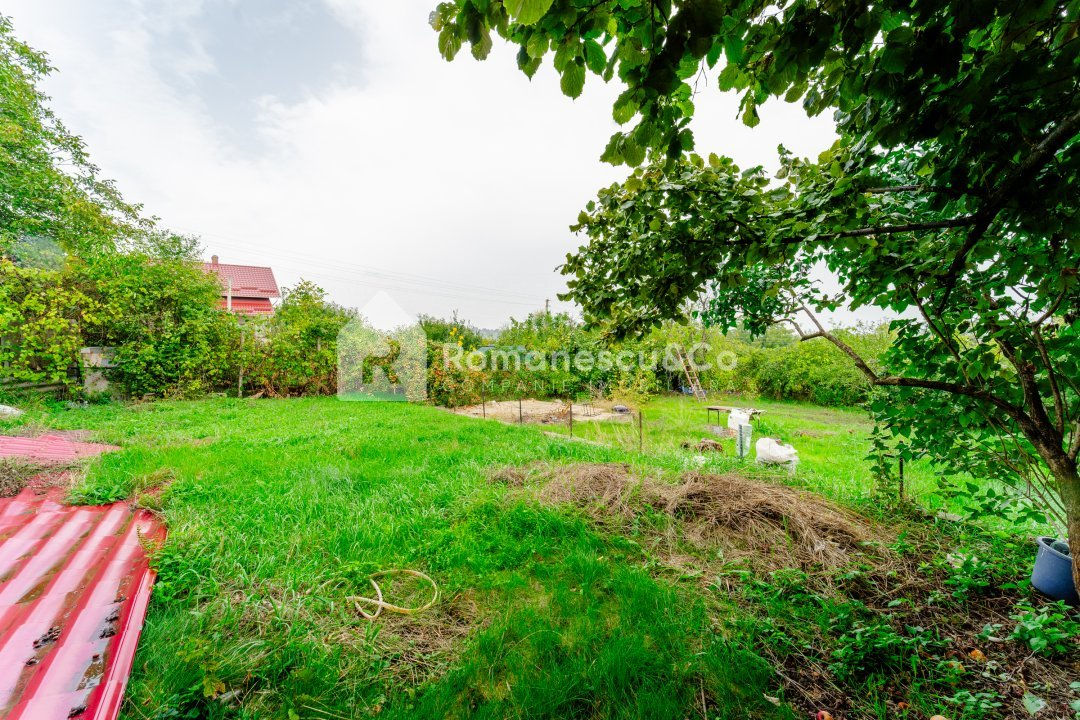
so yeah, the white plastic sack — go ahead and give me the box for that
[727,409,751,431]
[755,437,798,466]
[0,404,23,419]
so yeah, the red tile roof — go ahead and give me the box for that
[200,261,280,299]
[217,298,275,316]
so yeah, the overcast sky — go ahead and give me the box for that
[6,0,867,330]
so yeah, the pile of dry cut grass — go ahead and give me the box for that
[493,463,878,572]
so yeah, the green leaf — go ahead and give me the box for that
[612,90,638,124]
[879,45,911,74]
[504,0,555,26]
[717,63,740,91]
[723,35,745,64]
[553,39,579,72]
[1022,693,1046,715]
[741,103,760,128]
[560,62,586,98]
[516,46,542,78]
[438,27,462,60]
[583,39,606,74]
[526,32,549,59]
[622,136,645,166]
[471,30,493,60]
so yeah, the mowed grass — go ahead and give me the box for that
[3,397,792,720]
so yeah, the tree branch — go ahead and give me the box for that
[788,300,1027,420]
[1033,327,1065,436]
[1031,287,1068,326]
[865,185,926,193]
[829,216,977,240]
[910,288,964,369]
[871,376,1024,416]
[1069,422,1080,462]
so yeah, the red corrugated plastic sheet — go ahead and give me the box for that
[0,436,164,720]
[0,436,120,464]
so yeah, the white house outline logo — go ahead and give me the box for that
[337,292,427,402]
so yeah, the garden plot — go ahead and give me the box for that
[451,398,630,424]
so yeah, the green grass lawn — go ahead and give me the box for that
[1,395,1073,719]
[4,397,789,720]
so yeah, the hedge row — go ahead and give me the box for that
[423,314,890,409]
[1,256,354,400]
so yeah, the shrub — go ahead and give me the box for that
[420,313,486,349]
[72,253,238,398]
[1010,601,1080,657]
[0,260,88,390]
[247,281,354,397]
[750,327,890,407]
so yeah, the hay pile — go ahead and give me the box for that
[493,463,877,572]
[680,439,724,453]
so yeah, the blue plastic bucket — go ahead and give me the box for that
[1030,537,1078,604]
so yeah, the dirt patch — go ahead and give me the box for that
[493,463,875,573]
[0,459,77,497]
[705,425,736,438]
[681,438,724,453]
[452,399,631,425]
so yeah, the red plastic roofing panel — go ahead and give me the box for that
[215,297,275,315]
[200,261,280,298]
[0,436,163,720]
[0,486,164,720]
[0,436,120,465]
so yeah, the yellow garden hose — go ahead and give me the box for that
[349,569,439,620]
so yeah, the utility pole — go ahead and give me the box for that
[545,298,550,315]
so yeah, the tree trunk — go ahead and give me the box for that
[1056,467,1080,593]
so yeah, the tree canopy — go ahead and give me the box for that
[0,14,142,260]
[433,0,1080,579]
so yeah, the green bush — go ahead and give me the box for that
[72,253,238,398]
[423,315,891,409]
[0,260,87,390]
[246,281,354,397]
[750,327,890,407]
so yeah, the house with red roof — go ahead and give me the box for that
[200,255,280,316]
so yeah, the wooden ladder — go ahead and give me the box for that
[675,346,707,400]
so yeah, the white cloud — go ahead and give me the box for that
[6,1,880,329]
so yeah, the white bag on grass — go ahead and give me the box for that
[727,409,751,431]
[755,437,798,467]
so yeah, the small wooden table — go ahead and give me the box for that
[706,405,763,425]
